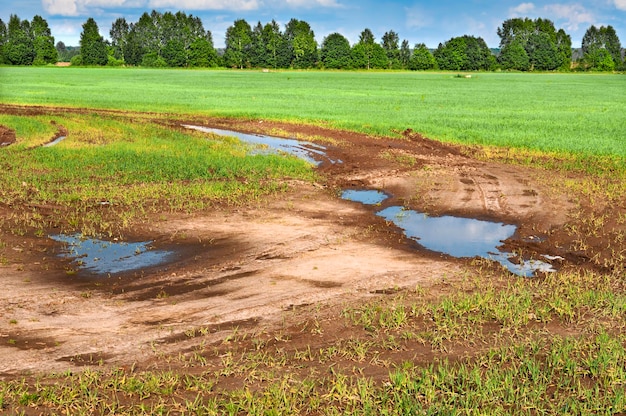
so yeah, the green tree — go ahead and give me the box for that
[409,43,436,70]
[498,38,529,70]
[79,17,108,65]
[497,17,570,71]
[224,19,252,68]
[110,17,128,61]
[582,25,622,70]
[284,18,317,68]
[249,22,267,67]
[355,28,376,69]
[5,15,35,65]
[0,19,7,64]
[434,35,493,71]
[263,20,289,69]
[381,30,400,68]
[320,32,351,69]
[399,39,411,69]
[188,36,218,67]
[31,15,57,65]
[526,32,560,70]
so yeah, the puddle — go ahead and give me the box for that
[341,189,389,205]
[376,206,555,277]
[183,125,337,165]
[43,136,66,147]
[50,234,173,275]
[339,189,555,277]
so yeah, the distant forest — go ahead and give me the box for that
[1,11,624,71]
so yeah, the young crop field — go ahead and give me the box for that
[2,67,625,157]
[0,68,625,414]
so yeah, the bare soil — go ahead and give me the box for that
[0,105,611,377]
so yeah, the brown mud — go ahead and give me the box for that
[0,104,620,377]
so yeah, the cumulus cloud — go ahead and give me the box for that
[285,0,341,6]
[42,0,79,16]
[544,3,594,31]
[614,0,626,10]
[510,2,535,16]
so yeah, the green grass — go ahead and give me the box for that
[0,112,315,235]
[2,67,625,158]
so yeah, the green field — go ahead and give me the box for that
[2,67,625,157]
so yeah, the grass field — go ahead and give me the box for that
[2,67,625,158]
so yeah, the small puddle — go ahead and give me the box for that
[341,189,389,205]
[183,125,337,165]
[50,234,173,275]
[342,190,555,277]
[43,136,67,147]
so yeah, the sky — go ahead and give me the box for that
[1,0,625,49]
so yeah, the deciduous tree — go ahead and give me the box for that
[224,19,252,69]
[409,43,436,70]
[321,32,351,69]
[582,25,622,70]
[285,18,317,69]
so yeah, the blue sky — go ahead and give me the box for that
[2,0,625,49]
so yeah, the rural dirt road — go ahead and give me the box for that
[0,107,608,376]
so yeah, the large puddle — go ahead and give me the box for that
[342,189,556,277]
[50,234,173,275]
[183,125,337,165]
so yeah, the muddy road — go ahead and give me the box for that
[0,106,618,376]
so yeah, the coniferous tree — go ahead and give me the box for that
[5,15,35,65]
[263,20,289,69]
[79,17,107,65]
[31,15,57,65]
[0,19,7,64]
[381,30,400,68]
[399,39,411,69]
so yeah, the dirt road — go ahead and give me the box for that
[0,108,602,376]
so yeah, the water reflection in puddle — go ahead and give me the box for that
[51,234,173,275]
[342,190,555,277]
[378,206,555,277]
[183,125,337,166]
[43,136,67,147]
[341,189,388,205]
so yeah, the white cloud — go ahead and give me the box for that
[148,0,260,10]
[42,0,145,16]
[544,4,594,31]
[405,5,434,30]
[614,0,626,11]
[510,2,535,16]
[42,0,79,16]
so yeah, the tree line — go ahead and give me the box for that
[0,12,624,71]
